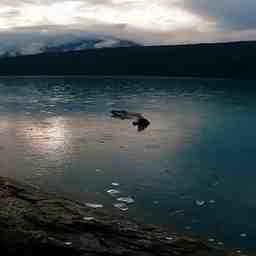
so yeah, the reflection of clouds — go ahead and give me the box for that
[24,117,66,152]
[0,108,204,177]
[0,118,9,133]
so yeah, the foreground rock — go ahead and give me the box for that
[0,176,233,256]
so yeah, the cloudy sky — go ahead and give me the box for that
[0,0,256,50]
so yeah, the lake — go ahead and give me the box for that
[0,77,256,253]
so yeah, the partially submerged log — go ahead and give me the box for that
[0,176,233,255]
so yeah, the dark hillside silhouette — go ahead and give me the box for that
[0,41,255,79]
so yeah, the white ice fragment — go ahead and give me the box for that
[195,200,206,206]
[106,189,121,196]
[170,210,185,217]
[217,241,224,246]
[113,203,128,211]
[166,237,174,241]
[240,233,247,238]
[64,242,72,246]
[209,200,216,204]
[212,181,220,186]
[117,197,135,204]
[111,182,120,186]
[83,217,95,221]
[208,238,215,242]
[85,203,104,208]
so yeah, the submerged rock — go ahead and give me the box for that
[0,176,234,256]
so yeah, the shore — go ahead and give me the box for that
[0,176,237,255]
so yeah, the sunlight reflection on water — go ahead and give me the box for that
[0,77,256,253]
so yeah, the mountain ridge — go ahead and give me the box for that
[0,40,255,79]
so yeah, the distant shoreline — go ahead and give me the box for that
[0,41,255,79]
[0,75,255,82]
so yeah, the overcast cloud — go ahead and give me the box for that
[0,0,255,51]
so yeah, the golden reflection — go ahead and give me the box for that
[24,117,66,152]
[0,118,9,132]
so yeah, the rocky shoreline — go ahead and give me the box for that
[0,176,237,255]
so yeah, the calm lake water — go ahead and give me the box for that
[0,77,256,252]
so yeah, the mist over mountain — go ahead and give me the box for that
[0,36,140,58]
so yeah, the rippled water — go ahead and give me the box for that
[0,77,256,252]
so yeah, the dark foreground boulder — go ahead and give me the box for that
[0,176,233,256]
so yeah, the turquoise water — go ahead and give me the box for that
[0,77,256,252]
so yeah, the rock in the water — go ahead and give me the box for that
[111,110,150,132]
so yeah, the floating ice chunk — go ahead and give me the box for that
[212,181,220,187]
[180,195,193,200]
[117,197,135,204]
[236,250,241,254]
[209,200,216,204]
[106,189,121,196]
[195,200,206,206]
[111,182,120,186]
[217,241,224,246]
[113,203,128,211]
[166,237,174,241]
[85,203,104,208]
[170,209,185,217]
[208,238,215,242]
[185,226,192,230]
[64,242,72,246]
[240,233,247,238]
[83,217,95,221]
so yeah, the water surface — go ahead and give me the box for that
[0,77,256,252]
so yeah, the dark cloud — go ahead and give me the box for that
[180,0,256,31]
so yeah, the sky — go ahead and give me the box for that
[0,0,256,50]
